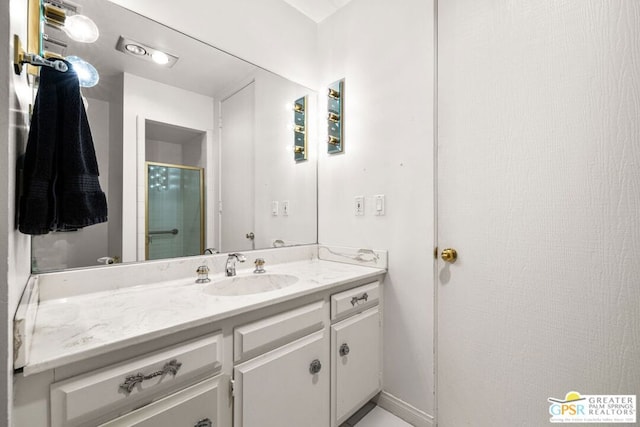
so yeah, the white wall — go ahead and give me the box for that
[121,73,215,262]
[318,0,435,419]
[107,0,320,89]
[3,0,35,424]
[253,69,317,249]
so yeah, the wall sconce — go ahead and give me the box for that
[327,79,344,154]
[14,0,100,87]
[293,96,307,162]
[43,1,99,44]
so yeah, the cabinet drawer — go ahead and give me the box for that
[51,333,223,427]
[234,300,325,362]
[331,282,379,320]
[99,376,221,427]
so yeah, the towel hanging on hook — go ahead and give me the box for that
[18,58,107,235]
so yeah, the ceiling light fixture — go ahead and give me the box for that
[125,44,147,56]
[151,51,170,65]
[116,36,179,68]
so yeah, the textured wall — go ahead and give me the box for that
[318,0,436,418]
[437,1,640,425]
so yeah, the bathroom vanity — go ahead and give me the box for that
[13,246,386,427]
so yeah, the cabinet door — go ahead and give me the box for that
[234,330,329,427]
[331,307,381,426]
[99,376,224,427]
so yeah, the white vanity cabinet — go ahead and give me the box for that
[14,270,386,427]
[232,301,329,427]
[330,282,382,427]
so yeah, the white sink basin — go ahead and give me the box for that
[202,274,299,296]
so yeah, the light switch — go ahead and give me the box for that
[355,196,364,216]
[282,200,290,216]
[374,195,385,216]
[272,201,279,216]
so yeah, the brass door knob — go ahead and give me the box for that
[441,248,458,263]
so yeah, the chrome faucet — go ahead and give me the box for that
[225,253,246,276]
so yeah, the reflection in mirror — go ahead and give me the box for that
[31,0,317,273]
[146,161,204,260]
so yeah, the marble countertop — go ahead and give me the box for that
[24,258,385,375]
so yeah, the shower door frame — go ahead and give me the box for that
[144,161,205,260]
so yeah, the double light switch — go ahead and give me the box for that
[354,195,385,216]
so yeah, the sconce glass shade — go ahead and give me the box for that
[66,55,99,87]
[62,14,99,43]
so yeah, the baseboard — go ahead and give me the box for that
[374,391,435,427]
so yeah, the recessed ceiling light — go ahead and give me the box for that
[125,43,147,56]
[151,50,169,65]
[115,36,178,68]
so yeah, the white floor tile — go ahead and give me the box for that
[355,406,414,427]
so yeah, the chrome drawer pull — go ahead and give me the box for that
[350,292,369,306]
[195,418,213,427]
[119,359,182,394]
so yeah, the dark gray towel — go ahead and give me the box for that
[19,60,107,235]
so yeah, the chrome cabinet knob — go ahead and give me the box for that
[309,359,322,374]
[339,343,350,357]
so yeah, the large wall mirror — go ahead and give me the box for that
[30,0,318,273]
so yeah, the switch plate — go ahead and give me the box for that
[355,196,364,216]
[282,200,290,216]
[271,201,279,216]
[374,195,385,216]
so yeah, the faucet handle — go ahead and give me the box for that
[254,258,266,274]
[195,265,211,283]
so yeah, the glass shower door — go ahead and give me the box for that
[146,162,204,260]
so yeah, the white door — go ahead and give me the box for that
[220,82,255,252]
[437,1,640,426]
[233,331,329,427]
